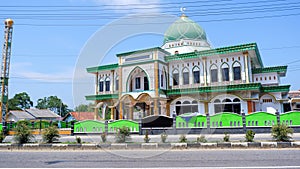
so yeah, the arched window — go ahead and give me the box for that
[214,97,241,114]
[115,76,119,91]
[182,68,189,85]
[193,66,200,84]
[233,62,241,80]
[210,65,218,83]
[104,77,110,91]
[221,63,229,81]
[173,69,179,86]
[175,101,181,115]
[191,100,198,113]
[99,78,104,92]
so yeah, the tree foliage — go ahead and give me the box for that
[75,103,95,112]
[115,126,131,143]
[271,124,293,142]
[36,96,71,117]
[42,126,60,143]
[8,92,33,111]
[14,120,34,144]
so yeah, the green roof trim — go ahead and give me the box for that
[87,63,118,73]
[167,83,262,95]
[252,66,287,74]
[85,94,119,101]
[116,47,170,57]
[261,85,290,93]
[165,43,263,66]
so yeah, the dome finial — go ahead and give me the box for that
[180,7,187,18]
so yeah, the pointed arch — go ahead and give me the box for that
[115,75,119,91]
[232,61,242,81]
[99,77,104,92]
[192,66,200,84]
[126,66,150,92]
[182,67,190,85]
[172,68,179,86]
[221,62,230,82]
[210,64,218,83]
[105,76,110,91]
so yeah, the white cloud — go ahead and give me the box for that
[10,62,74,83]
[93,0,161,14]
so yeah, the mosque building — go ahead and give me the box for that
[85,14,290,120]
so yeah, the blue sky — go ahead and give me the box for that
[1,0,300,109]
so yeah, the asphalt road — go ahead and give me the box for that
[0,149,300,168]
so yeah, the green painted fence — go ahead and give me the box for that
[280,111,300,126]
[0,123,2,133]
[74,120,105,133]
[246,112,277,127]
[176,116,188,128]
[210,113,243,128]
[188,115,207,128]
[108,120,139,133]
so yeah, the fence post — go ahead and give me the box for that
[172,111,177,135]
[138,113,142,135]
[206,113,210,134]
[105,120,108,134]
[276,110,280,125]
[242,110,246,133]
[70,121,74,136]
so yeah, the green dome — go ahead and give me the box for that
[163,15,207,44]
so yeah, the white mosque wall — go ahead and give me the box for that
[253,72,279,85]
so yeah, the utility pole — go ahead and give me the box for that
[0,19,14,126]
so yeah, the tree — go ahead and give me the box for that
[75,103,95,112]
[36,96,71,117]
[8,92,33,111]
[42,126,60,143]
[271,124,293,142]
[14,120,34,144]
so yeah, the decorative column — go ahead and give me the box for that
[204,101,209,115]
[118,64,123,119]
[203,57,207,86]
[154,59,159,115]
[243,51,250,83]
[95,72,99,94]
[166,102,170,116]
[111,70,114,93]
[110,107,115,120]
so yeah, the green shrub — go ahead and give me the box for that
[179,134,187,143]
[115,126,131,143]
[271,124,293,142]
[14,120,34,144]
[76,136,82,144]
[42,126,60,143]
[144,130,151,143]
[161,131,168,143]
[223,132,230,142]
[196,135,207,143]
[245,130,255,142]
[101,132,107,143]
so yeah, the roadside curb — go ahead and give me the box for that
[0,142,299,150]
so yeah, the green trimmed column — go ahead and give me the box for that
[243,51,250,83]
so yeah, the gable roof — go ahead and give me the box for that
[25,109,60,118]
[64,112,101,121]
[8,110,35,120]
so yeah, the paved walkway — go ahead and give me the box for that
[4,133,300,143]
